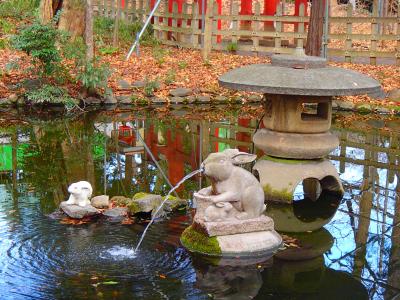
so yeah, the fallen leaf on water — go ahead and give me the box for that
[60,217,92,225]
[121,218,134,225]
[101,281,119,285]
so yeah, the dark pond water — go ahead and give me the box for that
[0,107,399,299]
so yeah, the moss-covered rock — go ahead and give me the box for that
[181,225,221,256]
[163,195,187,212]
[110,196,132,206]
[132,192,150,200]
[128,201,142,215]
[128,193,162,216]
[355,103,373,114]
[126,193,188,216]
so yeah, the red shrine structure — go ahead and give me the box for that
[121,0,308,31]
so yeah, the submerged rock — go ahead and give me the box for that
[60,201,100,219]
[91,195,110,209]
[103,207,128,222]
[104,207,128,218]
[47,209,66,220]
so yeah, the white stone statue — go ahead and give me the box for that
[65,181,93,207]
[194,149,266,222]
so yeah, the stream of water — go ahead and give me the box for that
[134,169,202,253]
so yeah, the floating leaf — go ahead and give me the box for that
[101,281,119,285]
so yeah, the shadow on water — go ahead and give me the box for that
[0,107,398,299]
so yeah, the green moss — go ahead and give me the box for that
[355,103,373,114]
[261,155,319,165]
[263,184,293,203]
[180,226,221,256]
[132,192,149,200]
[164,195,180,201]
[128,201,141,214]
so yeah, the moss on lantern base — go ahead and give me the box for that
[263,184,293,204]
[262,155,321,165]
[180,226,222,256]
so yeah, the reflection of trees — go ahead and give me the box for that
[21,113,101,213]
[386,172,400,298]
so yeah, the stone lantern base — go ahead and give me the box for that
[253,156,344,204]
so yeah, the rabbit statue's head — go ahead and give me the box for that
[201,149,257,182]
[68,181,93,199]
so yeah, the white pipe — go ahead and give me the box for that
[126,0,163,60]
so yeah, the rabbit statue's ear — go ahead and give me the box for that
[231,152,257,165]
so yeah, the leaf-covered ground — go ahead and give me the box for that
[1,46,399,108]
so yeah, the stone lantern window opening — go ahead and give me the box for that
[300,101,330,122]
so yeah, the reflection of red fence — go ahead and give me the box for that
[145,124,199,188]
[118,125,136,145]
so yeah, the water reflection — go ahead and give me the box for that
[0,108,399,299]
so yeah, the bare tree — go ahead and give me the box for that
[305,0,325,56]
[85,0,94,60]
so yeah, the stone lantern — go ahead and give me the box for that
[219,51,381,226]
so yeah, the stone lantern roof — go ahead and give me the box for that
[219,49,382,97]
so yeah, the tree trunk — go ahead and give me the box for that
[305,0,325,56]
[85,0,94,60]
[58,0,85,40]
[113,0,121,47]
[39,0,54,23]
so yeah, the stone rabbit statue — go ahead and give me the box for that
[194,149,266,221]
[65,181,93,207]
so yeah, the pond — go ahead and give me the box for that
[0,106,399,299]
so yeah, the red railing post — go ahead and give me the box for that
[263,0,278,31]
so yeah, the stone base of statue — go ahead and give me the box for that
[253,156,344,204]
[181,194,282,257]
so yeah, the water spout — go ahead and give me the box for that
[134,169,202,253]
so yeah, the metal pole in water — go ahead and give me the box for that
[126,0,163,60]
[133,124,178,198]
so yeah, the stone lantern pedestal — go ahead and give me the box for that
[219,50,382,227]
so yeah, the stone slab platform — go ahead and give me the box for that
[60,201,99,219]
[194,215,274,237]
[216,230,282,256]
